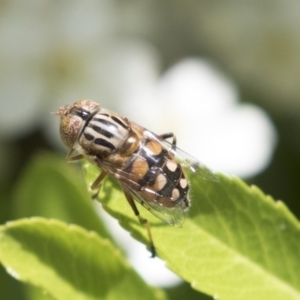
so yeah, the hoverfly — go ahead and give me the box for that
[56,99,218,257]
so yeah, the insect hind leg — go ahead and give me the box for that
[159,132,177,156]
[123,189,156,258]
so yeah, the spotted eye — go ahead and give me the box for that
[56,100,101,150]
[59,112,83,149]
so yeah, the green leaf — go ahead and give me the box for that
[0,263,24,300]
[0,218,166,300]
[12,152,110,239]
[165,282,212,300]
[83,162,300,300]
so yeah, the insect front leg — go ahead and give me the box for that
[66,148,84,162]
[122,190,156,258]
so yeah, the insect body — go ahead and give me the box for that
[56,99,218,257]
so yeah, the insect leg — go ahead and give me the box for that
[123,190,156,258]
[159,132,177,155]
[67,154,84,161]
[66,148,84,162]
[90,171,108,199]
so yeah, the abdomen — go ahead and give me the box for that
[120,135,190,210]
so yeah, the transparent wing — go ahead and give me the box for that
[144,130,220,182]
[96,129,218,227]
[119,181,186,227]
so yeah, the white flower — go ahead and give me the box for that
[121,58,277,178]
[0,1,118,139]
